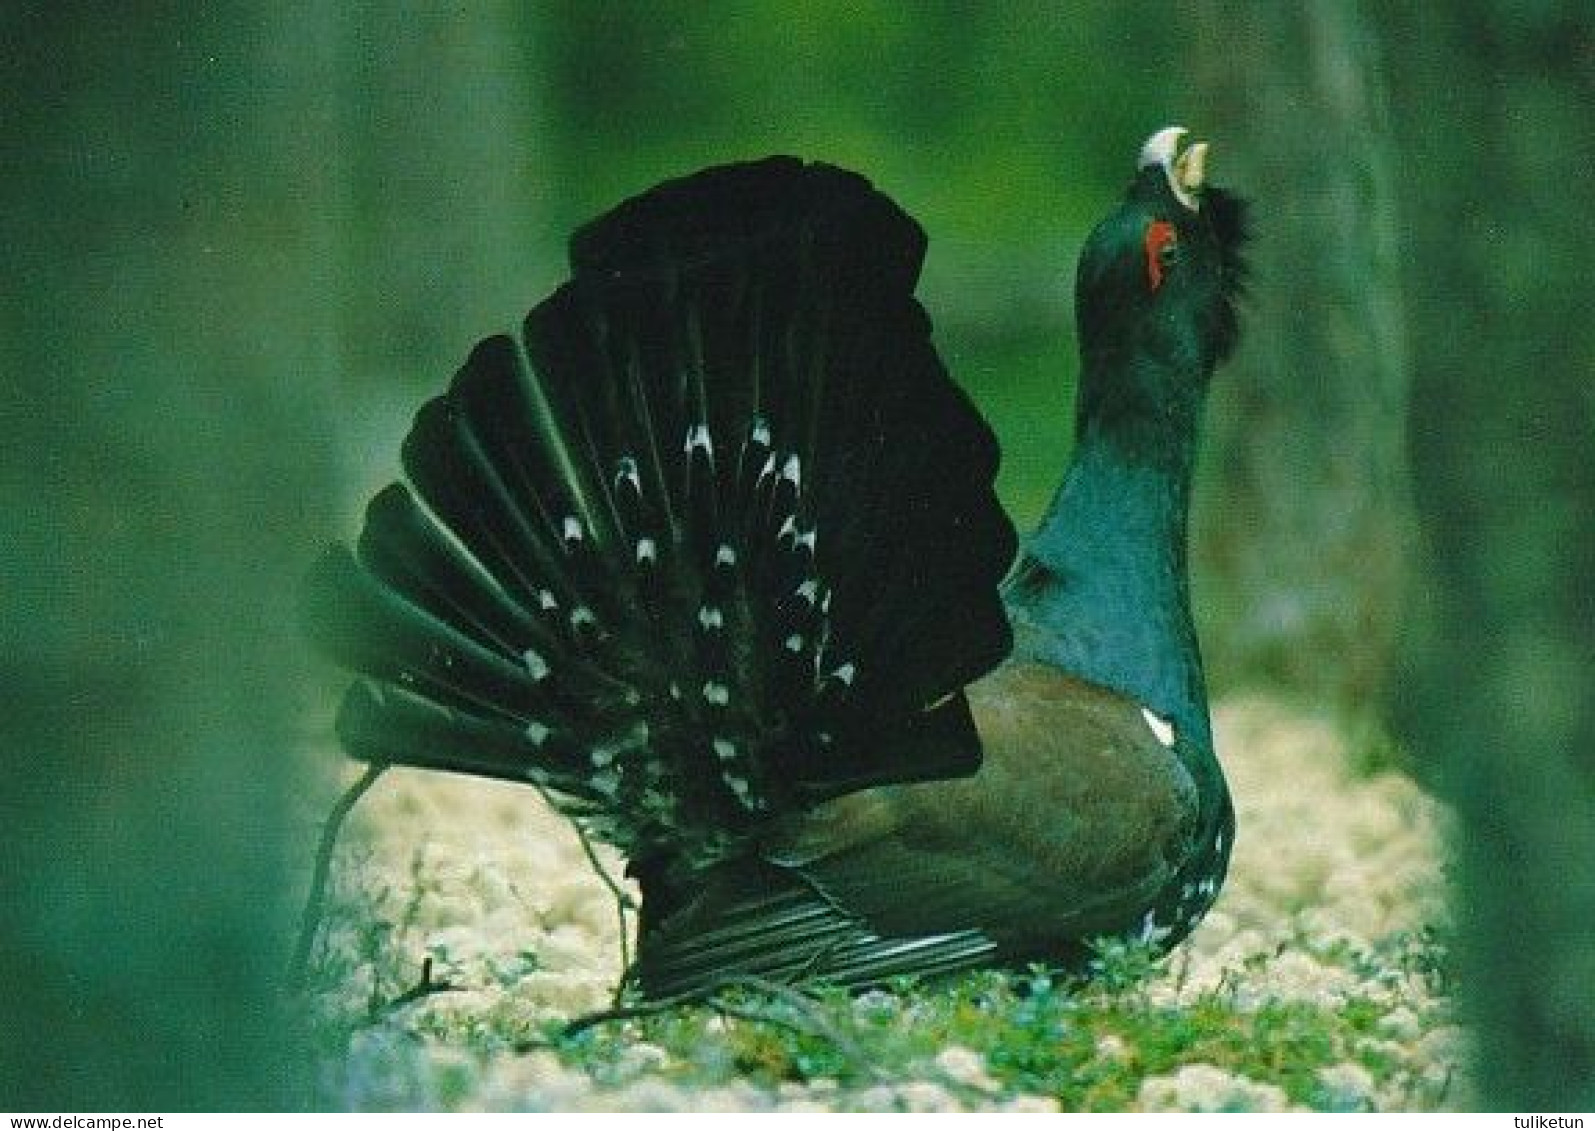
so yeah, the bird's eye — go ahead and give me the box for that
[1144,220,1178,292]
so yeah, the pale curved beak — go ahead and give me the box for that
[1138,125,1208,212]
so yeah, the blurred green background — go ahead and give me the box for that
[3,1,1591,1111]
[328,3,1190,526]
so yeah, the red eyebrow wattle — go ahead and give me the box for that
[1145,220,1177,291]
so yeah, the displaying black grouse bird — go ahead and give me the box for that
[305,127,1248,1001]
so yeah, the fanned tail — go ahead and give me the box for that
[305,157,1016,867]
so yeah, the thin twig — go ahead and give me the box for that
[561,985,709,1037]
[559,974,799,1039]
[575,817,636,970]
[533,785,636,1004]
[707,976,879,1079]
[286,761,387,990]
[366,955,463,1024]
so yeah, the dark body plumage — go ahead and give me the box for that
[306,138,1248,1001]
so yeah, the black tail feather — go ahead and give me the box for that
[307,157,1017,864]
[356,483,541,661]
[305,547,542,724]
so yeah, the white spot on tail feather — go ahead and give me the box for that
[712,738,737,761]
[562,515,584,544]
[716,544,737,567]
[591,719,649,770]
[793,528,817,554]
[698,605,724,630]
[615,456,642,494]
[724,773,754,807]
[703,681,730,706]
[832,662,857,687]
[780,453,802,486]
[570,605,597,629]
[750,417,772,447]
[636,537,657,564]
[538,589,558,611]
[524,720,551,747]
[795,579,820,604]
[523,649,550,681]
[684,422,713,456]
[785,633,804,653]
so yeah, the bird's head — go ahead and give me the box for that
[1074,127,1248,429]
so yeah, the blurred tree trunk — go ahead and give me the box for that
[0,4,343,1109]
[334,4,557,503]
[1185,3,1415,719]
[1376,3,1595,1110]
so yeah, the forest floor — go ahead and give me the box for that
[299,694,1468,1112]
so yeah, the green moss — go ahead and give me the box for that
[514,933,1452,1111]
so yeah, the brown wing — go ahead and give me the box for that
[629,662,1201,997]
[770,662,1200,952]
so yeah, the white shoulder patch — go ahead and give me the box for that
[1140,706,1177,748]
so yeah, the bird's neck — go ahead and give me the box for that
[1007,358,1211,748]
